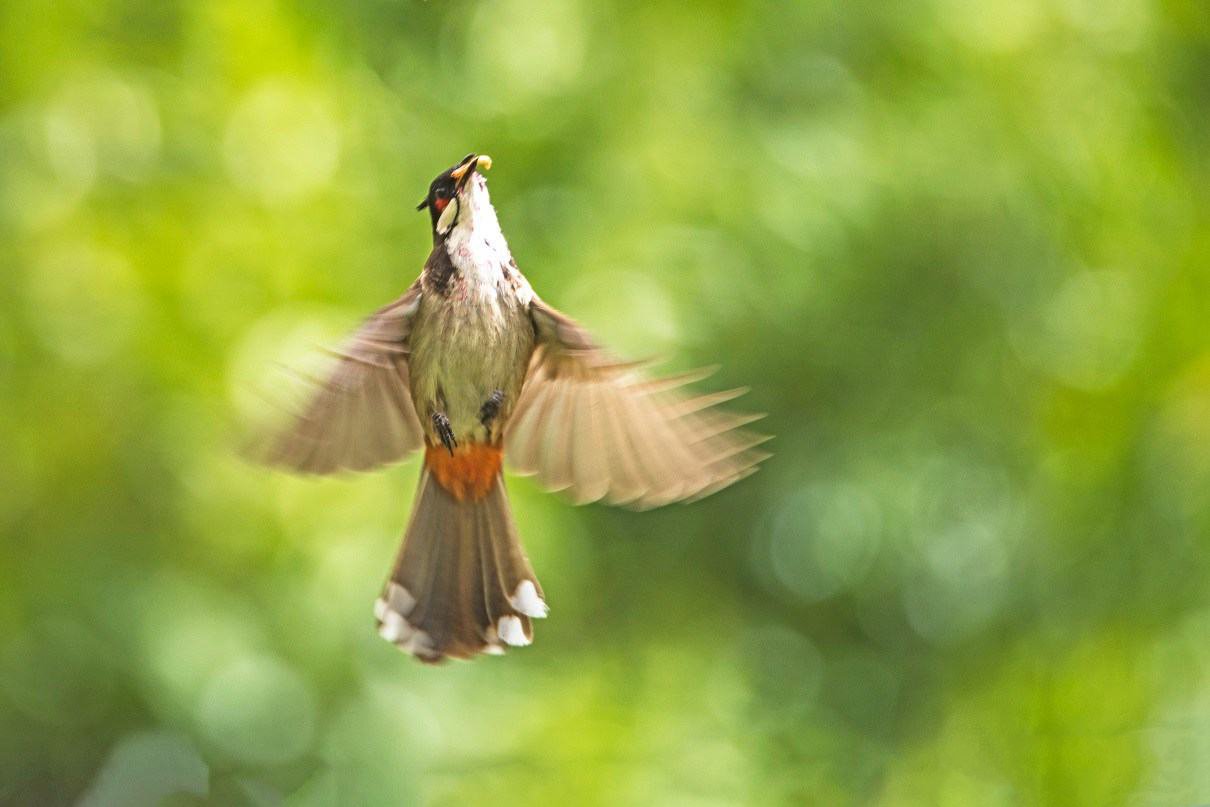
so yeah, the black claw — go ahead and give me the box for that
[479,389,505,427]
[432,412,456,455]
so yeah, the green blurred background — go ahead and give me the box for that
[2,0,1208,804]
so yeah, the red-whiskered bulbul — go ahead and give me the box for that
[258,154,768,662]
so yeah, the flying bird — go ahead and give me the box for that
[257,154,768,662]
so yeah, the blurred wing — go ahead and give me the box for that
[254,284,426,474]
[505,297,769,509]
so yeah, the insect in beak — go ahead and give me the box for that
[449,154,491,190]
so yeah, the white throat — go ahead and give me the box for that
[444,175,514,297]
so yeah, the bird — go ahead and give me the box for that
[255,153,769,663]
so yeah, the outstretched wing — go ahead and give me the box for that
[505,297,769,509]
[254,283,426,474]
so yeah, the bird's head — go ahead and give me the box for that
[417,153,493,239]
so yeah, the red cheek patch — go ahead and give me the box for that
[433,198,449,213]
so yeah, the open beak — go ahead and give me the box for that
[449,153,492,191]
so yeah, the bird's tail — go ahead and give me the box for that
[374,444,547,662]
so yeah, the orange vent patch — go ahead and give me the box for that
[425,443,503,501]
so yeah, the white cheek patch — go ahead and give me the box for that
[435,197,459,235]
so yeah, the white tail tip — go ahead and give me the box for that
[497,615,531,646]
[509,580,548,618]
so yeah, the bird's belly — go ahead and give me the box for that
[409,295,534,444]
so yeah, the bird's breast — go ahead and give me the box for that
[409,249,535,445]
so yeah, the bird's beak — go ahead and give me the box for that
[450,153,492,191]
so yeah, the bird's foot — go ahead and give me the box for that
[479,390,505,427]
[432,412,456,455]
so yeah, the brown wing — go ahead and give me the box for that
[505,297,769,509]
[254,282,426,474]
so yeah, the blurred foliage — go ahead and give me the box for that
[1,0,1209,804]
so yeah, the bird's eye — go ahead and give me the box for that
[434,187,449,199]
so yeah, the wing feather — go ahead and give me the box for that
[252,283,425,474]
[506,297,769,508]
[538,373,577,492]
[570,380,610,504]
